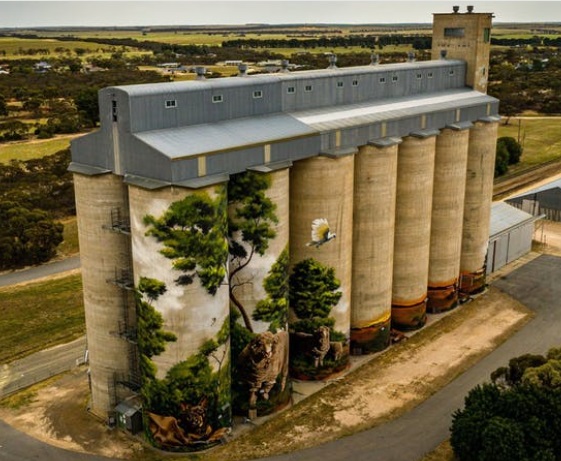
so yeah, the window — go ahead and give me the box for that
[484,28,491,43]
[444,27,465,37]
[416,73,422,79]
[253,90,263,99]
[212,94,223,103]
[379,77,386,83]
[287,86,295,94]
[427,72,433,79]
[165,99,177,108]
[305,85,313,92]
[392,75,398,82]
[352,80,359,86]
[449,70,455,76]
[337,81,344,88]
[111,100,117,122]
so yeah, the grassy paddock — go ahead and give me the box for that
[57,216,80,257]
[0,135,77,163]
[498,117,561,172]
[0,274,84,364]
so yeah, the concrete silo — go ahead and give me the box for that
[392,133,437,330]
[427,127,470,312]
[350,139,399,354]
[228,167,290,419]
[73,172,135,418]
[460,119,499,294]
[289,153,354,379]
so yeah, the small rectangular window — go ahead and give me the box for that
[352,80,359,86]
[165,99,177,108]
[305,85,313,92]
[111,100,118,122]
[449,70,455,76]
[416,73,422,79]
[212,95,223,103]
[428,72,433,79]
[392,75,398,82]
[337,81,344,88]
[444,27,465,37]
[287,86,295,94]
[379,77,386,83]
[253,90,263,99]
[484,28,491,43]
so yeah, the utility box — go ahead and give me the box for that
[115,400,143,434]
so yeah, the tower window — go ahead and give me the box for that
[337,81,344,88]
[449,70,455,76]
[484,28,491,43]
[305,85,313,92]
[165,99,177,108]
[444,27,465,37]
[287,86,295,94]
[253,90,263,99]
[428,72,433,79]
[352,80,359,86]
[416,73,422,79]
[212,94,223,103]
[379,77,386,83]
[392,75,398,82]
[111,100,118,122]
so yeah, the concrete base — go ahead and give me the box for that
[460,268,487,295]
[391,300,428,331]
[427,283,459,313]
[350,318,391,355]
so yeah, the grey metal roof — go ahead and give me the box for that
[291,89,493,132]
[490,201,536,239]
[510,177,561,198]
[132,89,495,159]
[133,113,316,159]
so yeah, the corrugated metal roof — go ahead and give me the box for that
[490,201,535,238]
[292,89,494,131]
[511,177,561,198]
[133,113,317,159]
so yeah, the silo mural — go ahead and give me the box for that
[289,154,354,379]
[128,184,231,451]
[227,169,291,419]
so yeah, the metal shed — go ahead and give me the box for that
[486,202,538,274]
[506,178,561,221]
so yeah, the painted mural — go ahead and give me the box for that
[227,171,291,419]
[288,257,348,380]
[137,188,232,451]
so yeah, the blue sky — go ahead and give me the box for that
[1,1,561,28]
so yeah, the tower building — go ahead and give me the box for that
[71,6,498,449]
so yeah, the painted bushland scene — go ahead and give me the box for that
[132,186,232,451]
[228,170,291,419]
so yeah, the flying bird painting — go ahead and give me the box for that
[306,218,336,248]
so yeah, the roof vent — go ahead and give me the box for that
[328,53,338,69]
[407,51,416,62]
[440,49,448,60]
[195,66,206,80]
[280,59,290,73]
[467,5,474,13]
[453,5,460,13]
[238,63,248,76]
[370,53,380,66]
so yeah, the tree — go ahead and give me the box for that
[228,171,278,332]
[252,246,289,332]
[289,258,342,334]
[0,201,63,269]
[494,141,509,177]
[74,88,100,127]
[0,94,7,116]
[497,136,523,165]
[143,188,229,296]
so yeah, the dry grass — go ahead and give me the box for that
[420,440,455,461]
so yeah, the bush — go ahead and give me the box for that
[498,136,523,165]
[494,141,510,177]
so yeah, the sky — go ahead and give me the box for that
[1,1,561,28]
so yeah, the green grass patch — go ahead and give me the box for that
[498,118,561,172]
[0,135,77,163]
[57,216,80,257]
[0,274,84,364]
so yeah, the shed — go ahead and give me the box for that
[115,400,143,434]
[506,178,561,221]
[486,202,538,274]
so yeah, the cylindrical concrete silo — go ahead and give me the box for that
[128,183,231,450]
[392,133,437,330]
[228,167,290,419]
[73,172,134,419]
[289,152,355,380]
[350,139,399,354]
[427,127,470,312]
[460,120,499,295]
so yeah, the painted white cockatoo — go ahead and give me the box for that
[306,218,336,248]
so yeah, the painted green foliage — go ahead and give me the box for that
[228,171,279,332]
[143,188,228,295]
[289,258,347,379]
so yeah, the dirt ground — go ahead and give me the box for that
[1,219,559,460]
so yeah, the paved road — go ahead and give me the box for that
[0,254,560,461]
[0,256,81,288]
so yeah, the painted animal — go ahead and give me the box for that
[329,340,344,362]
[179,397,212,440]
[306,218,336,248]
[238,330,289,418]
[147,412,191,447]
[311,325,331,367]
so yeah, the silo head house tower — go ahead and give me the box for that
[71,6,498,450]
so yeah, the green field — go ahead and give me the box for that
[498,117,561,172]
[0,274,84,364]
[57,217,80,257]
[0,135,77,163]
